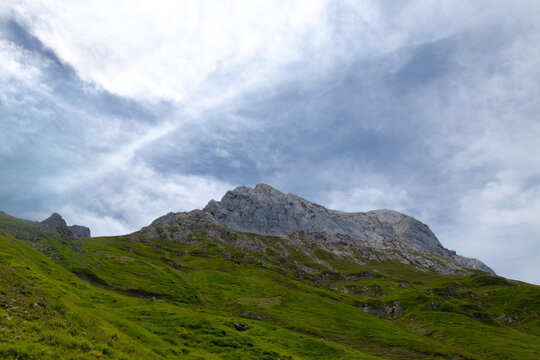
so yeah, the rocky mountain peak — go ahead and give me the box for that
[254,183,286,195]
[38,213,91,239]
[39,213,73,239]
[204,183,334,236]
[203,184,494,274]
[68,225,91,238]
[43,212,63,222]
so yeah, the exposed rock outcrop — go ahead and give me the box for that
[39,213,73,239]
[234,322,251,331]
[203,184,494,274]
[38,213,91,239]
[68,225,91,238]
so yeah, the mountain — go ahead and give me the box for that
[0,211,90,241]
[68,224,91,238]
[203,184,493,274]
[0,186,539,360]
[39,213,75,239]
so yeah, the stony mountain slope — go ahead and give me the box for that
[0,212,90,240]
[203,184,493,274]
[68,224,91,238]
[0,187,539,360]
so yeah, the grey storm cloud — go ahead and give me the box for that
[1,1,540,284]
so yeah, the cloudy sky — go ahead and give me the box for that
[1,1,539,283]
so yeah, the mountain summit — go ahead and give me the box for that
[2,187,539,360]
[203,184,493,274]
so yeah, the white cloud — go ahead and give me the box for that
[55,161,234,236]
[8,0,515,105]
[9,0,331,103]
[403,10,540,284]
[0,40,47,106]
[327,186,410,213]
[3,0,540,284]
[447,171,540,283]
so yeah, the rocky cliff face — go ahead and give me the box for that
[203,184,494,274]
[68,225,91,238]
[38,213,91,239]
[39,213,74,239]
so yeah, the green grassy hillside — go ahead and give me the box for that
[0,212,539,359]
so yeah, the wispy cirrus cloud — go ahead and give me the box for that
[8,0,332,104]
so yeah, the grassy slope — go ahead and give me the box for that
[0,212,539,359]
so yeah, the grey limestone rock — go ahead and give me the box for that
[39,213,74,239]
[68,225,91,238]
[39,213,91,239]
[234,322,251,331]
[203,184,494,275]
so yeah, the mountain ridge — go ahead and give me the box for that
[1,188,539,360]
[202,184,493,275]
[1,184,492,275]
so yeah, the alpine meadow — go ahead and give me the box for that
[2,1,540,359]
